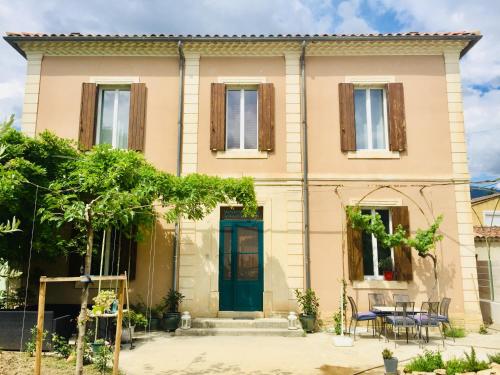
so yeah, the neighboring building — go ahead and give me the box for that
[4,31,483,329]
[472,193,500,324]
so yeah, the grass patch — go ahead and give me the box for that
[488,352,500,364]
[443,326,466,338]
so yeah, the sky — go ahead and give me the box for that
[0,0,498,183]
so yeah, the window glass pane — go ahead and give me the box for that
[226,90,241,149]
[223,227,232,280]
[98,90,115,145]
[244,90,258,149]
[370,89,386,149]
[361,209,374,276]
[237,226,259,280]
[354,89,368,149]
[116,90,130,149]
[376,209,392,275]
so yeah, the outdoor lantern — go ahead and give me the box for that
[180,311,192,330]
[287,311,299,330]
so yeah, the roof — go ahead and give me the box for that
[474,226,500,239]
[3,31,482,58]
[471,192,500,205]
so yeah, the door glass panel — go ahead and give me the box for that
[237,226,259,280]
[223,227,232,280]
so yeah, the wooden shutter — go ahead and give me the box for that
[347,208,364,281]
[387,83,407,152]
[258,83,275,151]
[128,83,147,151]
[391,206,413,281]
[79,83,97,150]
[210,83,226,151]
[339,83,356,152]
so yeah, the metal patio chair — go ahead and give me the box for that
[393,293,410,303]
[347,296,377,340]
[384,301,416,345]
[368,293,386,334]
[413,301,445,348]
[438,297,455,342]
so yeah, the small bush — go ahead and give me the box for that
[93,343,112,372]
[51,333,72,358]
[479,324,488,334]
[444,347,489,375]
[382,348,393,360]
[445,358,467,375]
[443,326,466,338]
[404,350,444,373]
[332,311,342,335]
[488,352,500,364]
[24,327,48,357]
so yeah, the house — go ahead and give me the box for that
[4,31,483,329]
[472,193,500,324]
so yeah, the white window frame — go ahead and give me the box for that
[354,86,389,151]
[363,208,394,281]
[225,86,259,151]
[95,85,130,149]
[483,211,500,226]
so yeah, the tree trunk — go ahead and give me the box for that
[75,220,93,375]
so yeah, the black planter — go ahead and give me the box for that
[383,358,398,374]
[149,317,161,331]
[162,312,181,332]
[299,314,316,333]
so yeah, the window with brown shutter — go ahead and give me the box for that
[258,83,275,151]
[128,83,147,151]
[387,83,407,152]
[347,208,364,281]
[79,83,98,150]
[391,206,413,281]
[339,83,356,152]
[210,83,226,151]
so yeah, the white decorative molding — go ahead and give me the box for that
[348,198,403,207]
[215,150,268,159]
[345,75,396,84]
[89,76,140,84]
[217,76,266,84]
[444,49,482,329]
[21,52,43,138]
[347,150,400,159]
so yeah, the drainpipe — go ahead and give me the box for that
[173,41,185,291]
[300,41,311,290]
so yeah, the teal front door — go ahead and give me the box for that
[219,220,263,311]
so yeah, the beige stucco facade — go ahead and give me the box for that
[9,34,482,328]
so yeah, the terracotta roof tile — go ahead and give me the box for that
[474,226,500,239]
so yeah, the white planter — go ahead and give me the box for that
[121,325,135,343]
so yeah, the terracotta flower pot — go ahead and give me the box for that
[383,271,394,281]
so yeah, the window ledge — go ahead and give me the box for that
[215,150,268,159]
[352,280,408,290]
[347,150,400,159]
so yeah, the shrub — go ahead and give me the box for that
[51,333,71,358]
[479,324,488,334]
[444,347,489,375]
[332,311,342,335]
[382,348,393,360]
[488,352,500,364]
[294,289,320,316]
[93,343,112,372]
[443,326,466,338]
[445,358,467,375]
[24,327,48,357]
[404,350,444,373]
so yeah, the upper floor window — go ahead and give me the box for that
[96,86,131,149]
[361,208,393,279]
[484,211,500,226]
[226,88,258,150]
[354,87,388,150]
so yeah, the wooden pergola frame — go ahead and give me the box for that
[34,275,127,375]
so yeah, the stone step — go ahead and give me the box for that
[191,318,289,329]
[217,311,264,319]
[175,327,305,337]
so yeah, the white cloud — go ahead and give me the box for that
[334,0,377,33]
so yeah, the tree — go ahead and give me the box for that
[1,123,257,375]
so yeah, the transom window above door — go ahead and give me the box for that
[354,87,388,150]
[226,88,258,150]
[96,87,131,149]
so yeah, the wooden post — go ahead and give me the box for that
[34,277,47,375]
[113,279,125,375]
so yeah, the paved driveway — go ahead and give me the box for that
[119,331,500,375]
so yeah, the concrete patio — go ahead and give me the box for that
[119,329,500,375]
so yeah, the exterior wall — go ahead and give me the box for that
[472,197,500,226]
[34,56,180,307]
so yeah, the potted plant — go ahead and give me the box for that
[382,348,398,374]
[379,257,394,281]
[120,310,147,343]
[92,290,117,315]
[294,289,319,333]
[161,289,185,332]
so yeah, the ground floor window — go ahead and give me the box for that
[361,208,394,279]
